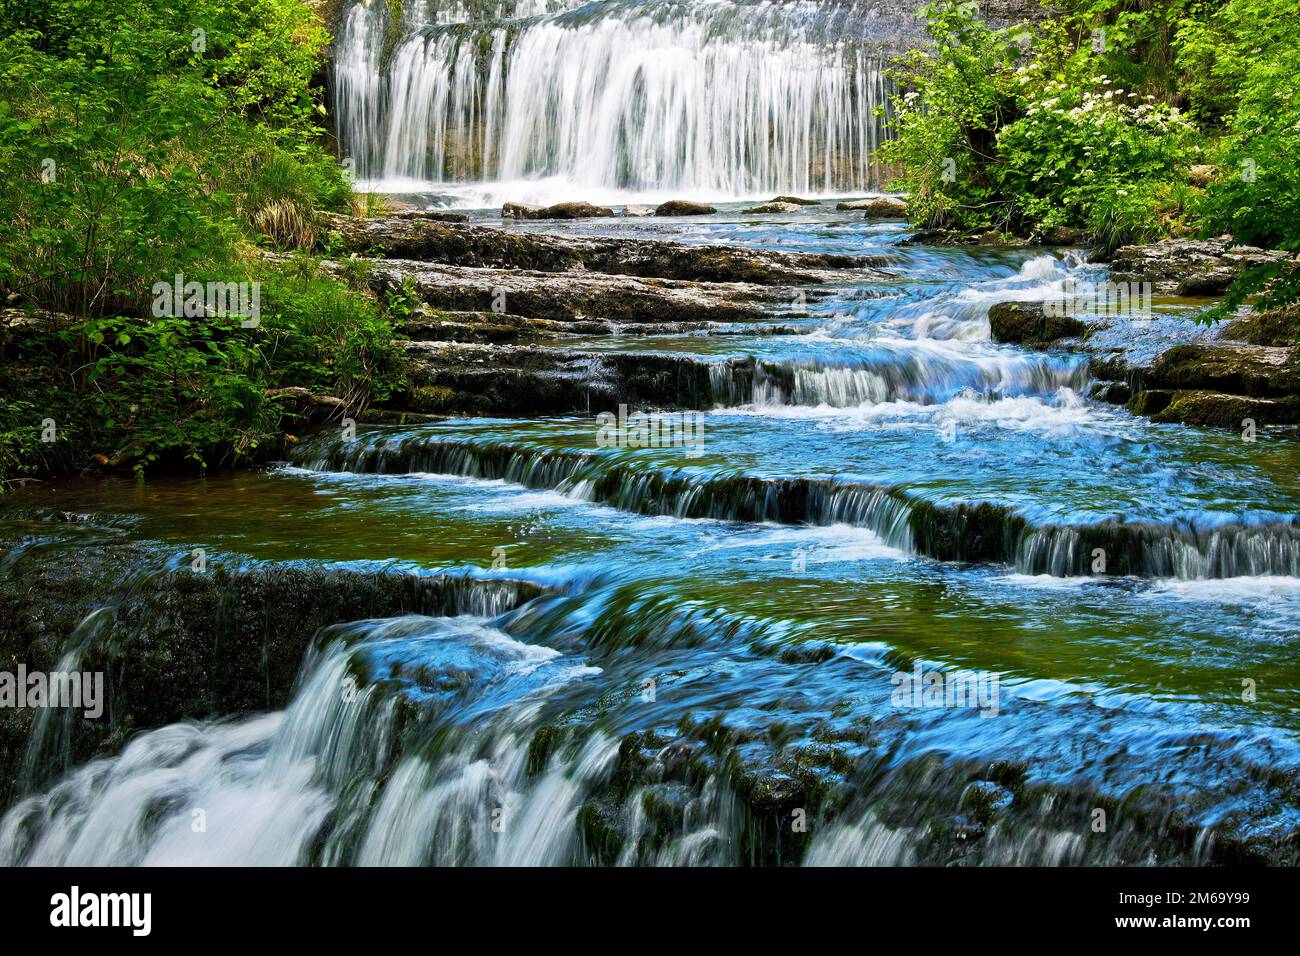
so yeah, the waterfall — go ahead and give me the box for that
[331,0,899,198]
[2,591,1275,866]
[288,432,1300,580]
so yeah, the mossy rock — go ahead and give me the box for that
[1150,390,1300,428]
[988,301,1085,346]
[1148,343,1300,397]
[1126,389,1175,417]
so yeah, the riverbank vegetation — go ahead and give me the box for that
[881,0,1300,280]
[0,0,406,486]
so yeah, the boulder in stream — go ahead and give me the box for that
[988,301,1086,346]
[503,200,614,219]
[838,196,908,217]
[743,201,803,214]
[655,200,717,216]
[859,196,909,219]
[1145,342,1300,397]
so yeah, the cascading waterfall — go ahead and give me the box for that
[288,432,1300,580]
[332,0,897,195]
[4,581,1286,866]
[708,351,1092,409]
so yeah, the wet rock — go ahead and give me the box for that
[1126,389,1175,417]
[836,197,901,211]
[1150,390,1300,428]
[501,201,544,220]
[1088,354,1136,382]
[908,500,1027,565]
[317,214,881,285]
[1090,380,1132,405]
[621,204,655,217]
[389,209,469,223]
[400,342,717,415]
[770,195,819,205]
[1146,343,1300,397]
[858,196,909,219]
[901,228,1031,247]
[539,200,615,219]
[988,301,1086,345]
[960,780,1015,825]
[655,200,717,216]
[501,200,613,219]
[397,309,602,344]
[743,201,803,214]
[0,532,545,806]
[1042,225,1086,245]
[1220,306,1299,347]
[350,257,804,326]
[1108,236,1293,295]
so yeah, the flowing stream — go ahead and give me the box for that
[1,1,1298,866]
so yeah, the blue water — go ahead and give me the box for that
[2,204,1298,865]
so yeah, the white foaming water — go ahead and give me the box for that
[691,521,910,564]
[333,0,893,198]
[1148,576,1300,601]
[712,344,1090,414]
[0,617,607,866]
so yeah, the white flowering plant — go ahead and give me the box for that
[996,71,1198,253]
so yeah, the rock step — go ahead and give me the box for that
[988,302,1086,346]
[1108,236,1293,296]
[398,342,721,416]
[319,212,883,285]
[395,310,801,344]
[0,533,546,805]
[342,257,832,326]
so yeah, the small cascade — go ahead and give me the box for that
[5,587,1292,866]
[1013,521,1300,579]
[331,0,898,194]
[709,350,1091,409]
[292,433,919,552]
[291,433,1300,580]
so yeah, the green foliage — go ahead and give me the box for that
[876,2,1026,231]
[1,260,406,479]
[879,1,1205,249]
[1179,1,1300,252]
[997,68,1197,254]
[258,261,407,409]
[0,0,409,484]
[77,314,274,472]
[0,0,350,316]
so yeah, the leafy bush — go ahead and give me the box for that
[257,261,407,410]
[0,0,413,485]
[0,0,350,316]
[879,2,1202,249]
[1180,2,1300,251]
[997,73,1197,253]
[876,2,1026,232]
